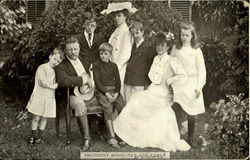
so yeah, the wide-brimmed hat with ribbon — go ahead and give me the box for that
[101,2,138,14]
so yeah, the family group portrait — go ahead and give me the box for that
[0,0,249,159]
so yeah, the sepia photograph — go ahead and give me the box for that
[0,0,249,159]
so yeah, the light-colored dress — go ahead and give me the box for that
[171,45,206,115]
[113,52,191,152]
[26,62,58,118]
[109,22,133,98]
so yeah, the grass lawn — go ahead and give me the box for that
[0,89,220,159]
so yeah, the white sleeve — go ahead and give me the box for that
[115,31,133,68]
[196,48,206,90]
[168,58,187,86]
[37,66,58,89]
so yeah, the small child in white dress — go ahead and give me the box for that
[26,47,65,144]
[171,22,206,148]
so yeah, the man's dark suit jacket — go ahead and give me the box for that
[55,56,89,96]
[73,33,105,70]
[124,41,156,87]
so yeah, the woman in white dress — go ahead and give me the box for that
[101,2,137,98]
[113,32,191,152]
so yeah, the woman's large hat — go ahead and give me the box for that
[101,2,138,14]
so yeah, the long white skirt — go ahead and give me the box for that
[113,84,190,152]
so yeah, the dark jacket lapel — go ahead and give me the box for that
[64,58,78,76]
[78,33,89,49]
[79,56,90,74]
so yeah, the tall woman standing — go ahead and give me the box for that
[101,2,137,98]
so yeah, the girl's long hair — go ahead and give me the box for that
[176,22,200,49]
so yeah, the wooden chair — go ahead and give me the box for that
[55,88,103,144]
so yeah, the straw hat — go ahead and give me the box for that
[101,2,138,14]
[74,85,95,101]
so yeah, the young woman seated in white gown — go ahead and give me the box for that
[113,31,191,152]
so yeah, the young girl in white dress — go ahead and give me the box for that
[113,32,191,152]
[171,22,206,148]
[26,47,65,144]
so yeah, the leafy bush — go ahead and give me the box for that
[192,0,249,36]
[194,0,249,104]
[201,35,248,104]
[2,1,182,99]
[0,0,31,46]
[200,94,249,159]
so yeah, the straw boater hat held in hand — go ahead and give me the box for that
[101,2,138,14]
[74,74,95,101]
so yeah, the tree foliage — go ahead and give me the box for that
[193,0,249,102]
[0,0,31,45]
[2,1,182,98]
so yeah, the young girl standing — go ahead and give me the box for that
[171,22,206,148]
[26,47,65,144]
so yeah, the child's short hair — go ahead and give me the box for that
[52,47,65,60]
[99,42,113,53]
[84,11,96,23]
[130,21,144,32]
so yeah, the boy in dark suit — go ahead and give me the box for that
[93,42,125,148]
[124,22,156,102]
[73,12,105,70]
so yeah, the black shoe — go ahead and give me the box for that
[35,138,43,144]
[81,139,90,151]
[28,137,35,145]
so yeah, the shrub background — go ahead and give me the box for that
[2,1,249,104]
[2,1,182,98]
[192,1,249,104]
[0,1,248,159]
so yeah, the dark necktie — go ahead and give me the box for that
[88,34,92,47]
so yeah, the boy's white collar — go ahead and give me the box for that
[135,37,144,48]
[84,30,94,37]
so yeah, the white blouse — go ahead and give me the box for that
[171,45,206,91]
[109,22,133,69]
[148,52,187,87]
